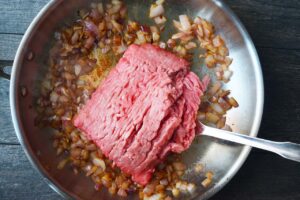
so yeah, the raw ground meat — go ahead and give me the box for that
[74,44,208,185]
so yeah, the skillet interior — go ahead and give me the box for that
[11,0,264,199]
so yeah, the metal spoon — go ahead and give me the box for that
[200,123,300,162]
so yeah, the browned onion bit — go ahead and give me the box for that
[166,15,239,131]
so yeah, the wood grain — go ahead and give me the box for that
[0,145,60,200]
[0,0,49,34]
[258,48,300,142]
[0,34,22,60]
[0,78,18,144]
[212,149,300,200]
[227,0,300,49]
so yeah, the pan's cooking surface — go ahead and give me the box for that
[10,0,263,199]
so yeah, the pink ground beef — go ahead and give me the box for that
[74,44,207,185]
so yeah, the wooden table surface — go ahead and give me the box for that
[1,0,300,199]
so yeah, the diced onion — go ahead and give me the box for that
[194,16,202,24]
[74,64,82,76]
[152,32,160,42]
[154,15,167,25]
[205,112,220,123]
[179,15,191,31]
[205,54,216,68]
[208,82,222,95]
[173,20,183,31]
[150,26,159,33]
[167,39,176,48]
[211,103,225,114]
[205,171,214,179]
[159,41,166,49]
[83,21,99,36]
[111,19,122,32]
[187,183,196,194]
[112,0,122,5]
[101,46,111,54]
[93,158,106,170]
[194,164,203,173]
[201,178,212,188]
[172,188,180,197]
[136,31,146,44]
[217,117,226,129]
[228,97,239,107]
[149,4,164,18]
[197,112,205,121]
[50,91,59,103]
[184,41,197,49]
[223,70,233,82]
[218,97,231,110]
[116,43,127,54]
[196,24,204,38]
[144,193,163,200]
[212,35,224,47]
[171,32,186,40]
[108,4,122,14]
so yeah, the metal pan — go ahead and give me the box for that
[10,0,264,199]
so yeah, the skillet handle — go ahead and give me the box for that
[202,125,300,163]
[0,62,11,80]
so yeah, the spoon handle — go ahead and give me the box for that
[201,125,300,162]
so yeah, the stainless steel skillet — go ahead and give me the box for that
[9,0,264,199]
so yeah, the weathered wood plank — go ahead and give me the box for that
[0,34,22,60]
[227,0,300,49]
[212,149,300,200]
[0,145,61,200]
[0,0,49,34]
[258,47,300,142]
[0,76,18,144]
